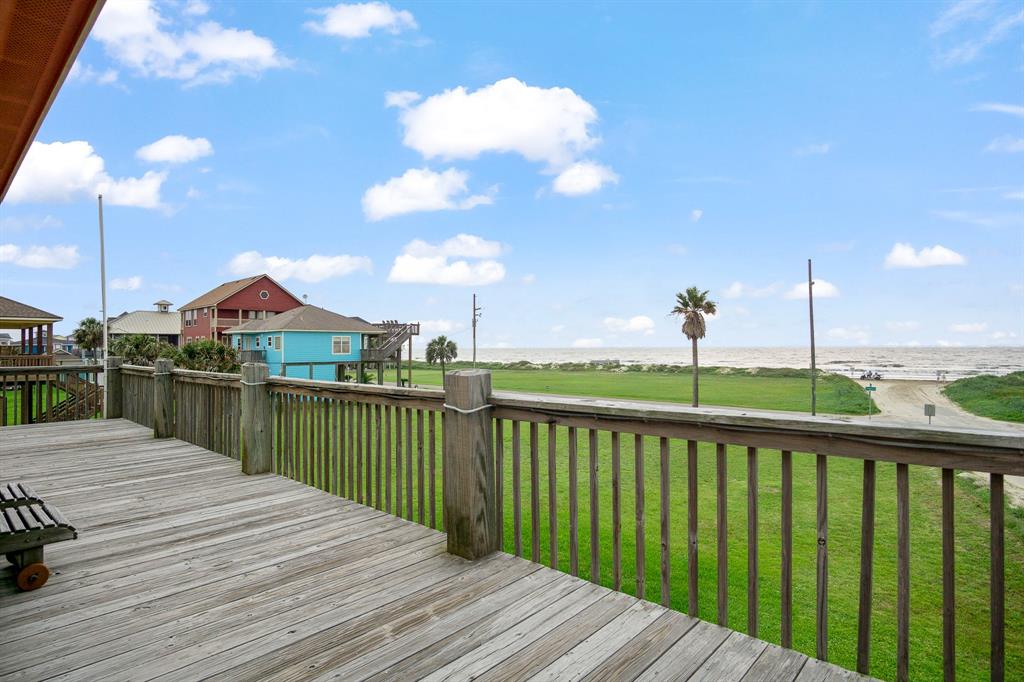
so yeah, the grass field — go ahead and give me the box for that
[943,371,1024,423]
[406,364,874,415]
[275,366,1018,682]
[3,386,68,425]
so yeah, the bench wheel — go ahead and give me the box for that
[16,563,49,591]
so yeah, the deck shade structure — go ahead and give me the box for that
[0,0,106,201]
[0,295,62,358]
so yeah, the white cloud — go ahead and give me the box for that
[991,331,1019,340]
[794,142,831,156]
[784,279,840,299]
[936,340,964,347]
[136,135,213,164]
[931,5,1024,67]
[827,326,870,344]
[550,324,566,333]
[388,234,505,286]
[604,315,655,335]
[690,209,703,223]
[186,186,202,199]
[572,338,603,348]
[184,0,209,16]
[305,2,416,39]
[521,274,536,284]
[0,244,80,269]
[667,244,688,256]
[971,102,1024,117]
[68,62,120,86]
[362,167,493,221]
[110,275,143,291]
[722,281,780,298]
[985,136,1024,153]
[418,319,464,334]
[884,243,966,268]
[227,251,372,283]
[92,0,289,86]
[397,77,600,169]
[932,209,1023,228]
[886,321,921,331]
[1004,190,1024,200]
[551,161,618,196]
[7,141,166,209]
[385,90,421,109]
[0,215,62,231]
[950,322,988,333]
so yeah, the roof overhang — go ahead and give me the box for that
[0,316,63,329]
[0,0,106,201]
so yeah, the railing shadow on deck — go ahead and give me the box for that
[104,359,1022,682]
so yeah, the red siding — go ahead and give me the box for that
[181,275,302,342]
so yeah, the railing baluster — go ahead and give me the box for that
[991,472,1004,682]
[385,405,392,514]
[612,430,622,592]
[416,409,424,523]
[688,439,698,616]
[513,420,522,557]
[367,403,374,506]
[347,400,355,499]
[405,407,413,519]
[857,459,876,675]
[356,400,364,504]
[942,467,955,682]
[635,433,645,600]
[429,410,437,528]
[568,426,579,577]
[375,404,383,509]
[548,422,558,569]
[747,446,759,638]
[591,429,601,583]
[717,442,728,626]
[896,462,909,681]
[818,453,829,661]
[781,449,793,648]
[660,436,670,607]
[495,419,503,550]
[394,404,402,517]
[334,399,342,494]
[530,422,540,563]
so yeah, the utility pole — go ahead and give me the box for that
[98,194,109,417]
[808,258,817,416]
[472,293,483,367]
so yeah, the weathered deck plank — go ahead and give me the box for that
[0,420,870,681]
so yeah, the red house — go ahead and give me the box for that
[179,274,303,344]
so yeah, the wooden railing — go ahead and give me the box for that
[0,365,103,426]
[0,354,55,368]
[121,365,154,428]
[267,376,445,529]
[103,363,1021,681]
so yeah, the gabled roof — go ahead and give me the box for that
[0,296,62,322]
[179,274,301,310]
[223,306,384,335]
[108,310,181,336]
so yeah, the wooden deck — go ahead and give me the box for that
[0,420,868,681]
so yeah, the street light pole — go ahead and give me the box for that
[808,258,817,416]
[98,194,109,418]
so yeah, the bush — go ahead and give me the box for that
[173,339,240,373]
[110,334,178,366]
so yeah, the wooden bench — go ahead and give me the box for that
[1,483,76,590]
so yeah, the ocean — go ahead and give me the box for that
[414,346,1024,381]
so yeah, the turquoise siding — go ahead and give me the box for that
[229,329,364,381]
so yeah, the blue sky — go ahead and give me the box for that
[1,0,1022,350]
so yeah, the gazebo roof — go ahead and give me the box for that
[0,295,62,329]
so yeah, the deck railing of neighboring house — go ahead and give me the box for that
[361,321,420,362]
[0,353,55,367]
[0,364,103,425]
[106,362,1021,682]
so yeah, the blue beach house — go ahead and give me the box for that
[224,306,385,381]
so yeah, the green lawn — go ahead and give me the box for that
[406,364,874,415]
[943,371,1024,423]
[3,386,69,425]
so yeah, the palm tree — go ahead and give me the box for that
[670,287,717,407]
[425,335,458,379]
[72,317,104,362]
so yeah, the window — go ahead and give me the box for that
[332,336,351,355]
[266,336,272,347]
[274,336,282,350]
[255,336,261,348]
[236,337,241,350]
[259,289,270,300]
[248,310,257,319]
[203,308,208,317]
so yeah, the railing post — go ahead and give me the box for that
[153,358,174,438]
[443,369,497,560]
[241,362,272,475]
[104,356,122,419]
